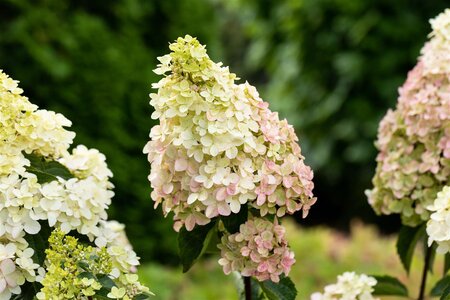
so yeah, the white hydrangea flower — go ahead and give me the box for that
[0,69,147,296]
[311,272,378,300]
[426,185,450,254]
[95,221,140,276]
[422,8,450,74]
[0,258,24,299]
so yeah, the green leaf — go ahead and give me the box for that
[445,253,450,276]
[97,274,116,289]
[396,224,425,274]
[77,260,90,271]
[442,285,450,300]
[24,152,73,184]
[95,288,112,299]
[372,275,408,296]
[259,276,297,300]
[178,220,216,273]
[221,205,248,234]
[133,294,152,300]
[24,222,52,265]
[202,224,220,254]
[77,271,95,280]
[431,276,450,297]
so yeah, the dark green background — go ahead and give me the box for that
[0,0,447,263]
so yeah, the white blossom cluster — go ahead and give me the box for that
[310,272,378,300]
[426,185,450,254]
[0,70,141,298]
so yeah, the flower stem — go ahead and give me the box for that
[418,246,433,300]
[244,276,252,300]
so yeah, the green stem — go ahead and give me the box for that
[244,276,252,300]
[418,246,433,300]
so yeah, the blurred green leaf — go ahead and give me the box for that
[431,276,450,297]
[396,224,425,274]
[372,275,408,296]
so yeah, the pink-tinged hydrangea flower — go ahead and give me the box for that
[426,186,450,254]
[144,35,316,231]
[217,218,295,282]
[367,10,450,226]
[310,272,378,300]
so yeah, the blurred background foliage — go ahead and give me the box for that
[0,0,447,265]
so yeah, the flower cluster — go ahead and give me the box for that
[426,185,450,254]
[310,272,378,300]
[367,10,450,226]
[36,230,151,300]
[144,35,315,231]
[0,70,150,298]
[218,218,295,282]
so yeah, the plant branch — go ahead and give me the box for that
[244,276,252,300]
[418,245,433,300]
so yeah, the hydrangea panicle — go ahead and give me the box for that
[145,35,316,231]
[367,10,450,225]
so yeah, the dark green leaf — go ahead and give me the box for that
[77,271,95,280]
[77,260,90,271]
[372,275,408,296]
[24,152,73,184]
[133,294,152,300]
[259,276,297,300]
[95,288,112,299]
[221,205,248,234]
[396,224,425,274]
[24,222,52,265]
[97,274,116,289]
[442,285,450,300]
[202,224,220,254]
[445,253,450,276]
[431,276,450,297]
[178,220,216,273]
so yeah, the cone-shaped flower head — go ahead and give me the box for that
[367,9,450,226]
[144,35,316,231]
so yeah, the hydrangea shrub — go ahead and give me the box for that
[145,35,316,298]
[367,9,450,226]
[0,70,152,299]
